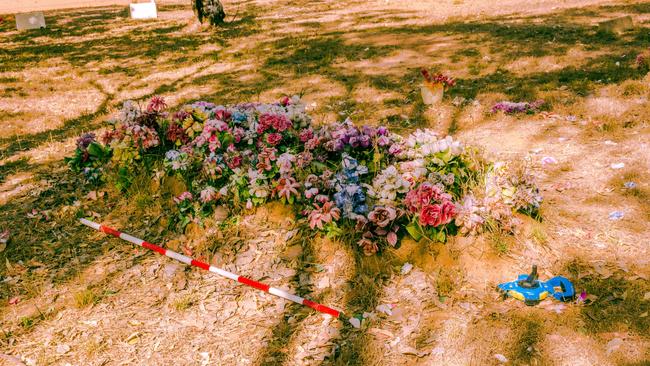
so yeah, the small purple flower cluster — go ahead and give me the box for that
[491,100,545,115]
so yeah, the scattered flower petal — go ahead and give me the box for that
[609,211,624,220]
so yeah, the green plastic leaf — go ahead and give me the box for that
[406,222,422,241]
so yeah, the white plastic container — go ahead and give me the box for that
[130,0,157,20]
[421,82,444,105]
[15,12,46,30]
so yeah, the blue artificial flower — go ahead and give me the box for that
[337,154,368,185]
[334,184,368,218]
[232,111,248,123]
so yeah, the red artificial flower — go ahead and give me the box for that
[147,96,167,113]
[419,204,443,227]
[226,155,242,169]
[299,128,314,142]
[214,109,231,121]
[266,133,283,146]
[166,122,190,145]
[440,200,457,225]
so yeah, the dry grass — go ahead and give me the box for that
[1,0,650,365]
[73,288,98,308]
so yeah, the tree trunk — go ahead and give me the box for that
[192,0,226,26]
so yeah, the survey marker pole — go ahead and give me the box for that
[79,218,343,319]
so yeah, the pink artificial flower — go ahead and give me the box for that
[388,144,402,155]
[303,174,319,188]
[246,199,253,210]
[199,187,218,203]
[358,237,378,256]
[271,115,292,132]
[256,147,277,171]
[387,232,398,247]
[308,201,341,229]
[276,153,295,174]
[208,135,221,152]
[280,96,291,106]
[368,206,397,228]
[305,187,319,198]
[259,114,292,133]
[233,127,245,143]
[275,176,301,201]
[295,151,313,168]
[266,133,283,146]
[305,137,320,150]
[377,135,390,147]
[314,194,329,203]
[405,183,450,212]
[174,191,193,204]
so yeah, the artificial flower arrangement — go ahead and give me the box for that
[420,69,456,105]
[65,132,111,184]
[491,100,545,115]
[635,48,650,70]
[69,96,542,256]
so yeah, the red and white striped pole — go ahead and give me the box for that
[79,218,343,319]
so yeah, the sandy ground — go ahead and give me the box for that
[0,0,649,365]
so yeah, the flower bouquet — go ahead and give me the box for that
[420,69,455,105]
[635,48,650,71]
[65,132,111,184]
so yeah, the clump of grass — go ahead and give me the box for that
[173,294,195,311]
[509,316,544,365]
[530,225,548,246]
[490,232,511,254]
[566,261,650,334]
[436,270,455,297]
[134,192,154,210]
[621,80,646,96]
[84,338,107,356]
[74,289,98,308]
[19,317,34,329]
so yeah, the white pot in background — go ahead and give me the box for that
[130,0,157,20]
[15,12,46,30]
[421,82,444,105]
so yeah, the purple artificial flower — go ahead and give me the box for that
[76,132,96,150]
[359,135,371,148]
[377,135,390,147]
[388,144,402,155]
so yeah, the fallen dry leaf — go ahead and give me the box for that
[125,332,140,344]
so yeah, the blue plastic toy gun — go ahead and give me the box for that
[497,265,575,306]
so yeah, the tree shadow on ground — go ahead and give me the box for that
[253,231,323,366]
[0,5,260,73]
